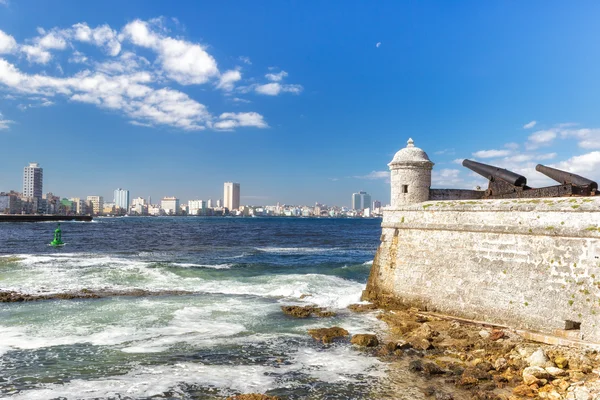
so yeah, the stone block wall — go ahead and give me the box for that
[363,196,600,343]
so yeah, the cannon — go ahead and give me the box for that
[462,159,527,187]
[461,159,596,198]
[536,164,598,191]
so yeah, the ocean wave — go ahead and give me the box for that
[363,260,373,265]
[255,246,340,254]
[171,263,233,269]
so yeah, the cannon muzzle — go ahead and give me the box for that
[535,164,598,191]
[462,159,527,187]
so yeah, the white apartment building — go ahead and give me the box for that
[224,182,240,211]
[161,196,180,215]
[114,188,130,210]
[188,200,207,215]
[86,195,104,215]
[23,162,43,199]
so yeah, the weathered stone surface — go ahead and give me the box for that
[494,357,508,371]
[347,303,377,313]
[527,348,553,368]
[350,334,379,347]
[408,359,424,372]
[489,330,505,341]
[307,327,349,344]
[545,366,567,377]
[554,356,569,369]
[423,361,444,375]
[281,305,335,318]
[522,366,551,385]
[406,323,437,350]
[512,384,536,397]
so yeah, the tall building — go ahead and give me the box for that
[86,195,104,215]
[188,200,207,215]
[23,162,43,199]
[114,188,130,211]
[161,196,180,215]
[352,191,372,211]
[224,182,240,211]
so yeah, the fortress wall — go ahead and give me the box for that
[429,189,485,201]
[364,196,600,342]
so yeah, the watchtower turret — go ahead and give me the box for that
[389,138,434,207]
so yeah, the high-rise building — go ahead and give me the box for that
[207,199,213,208]
[23,162,43,199]
[114,188,130,211]
[224,182,240,211]
[86,195,104,215]
[188,200,207,215]
[352,191,372,211]
[161,196,180,215]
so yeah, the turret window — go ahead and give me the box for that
[401,185,408,193]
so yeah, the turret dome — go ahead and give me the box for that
[389,138,433,167]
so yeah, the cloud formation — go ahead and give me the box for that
[0,19,302,131]
[472,149,510,158]
[523,120,536,129]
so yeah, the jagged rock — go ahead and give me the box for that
[406,323,437,350]
[281,305,335,318]
[423,361,445,375]
[408,359,424,372]
[522,366,551,385]
[571,386,591,400]
[227,395,280,400]
[527,348,553,368]
[554,356,569,369]
[350,334,379,347]
[347,303,377,312]
[476,361,494,372]
[545,366,567,377]
[489,330,505,341]
[479,330,491,339]
[494,357,508,371]
[457,368,490,387]
[512,384,536,397]
[435,392,454,400]
[307,327,349,344]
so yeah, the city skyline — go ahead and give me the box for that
[1,1,600,205]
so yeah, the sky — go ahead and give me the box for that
[1,1,600,207]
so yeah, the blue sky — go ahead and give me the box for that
[1,1,600,206]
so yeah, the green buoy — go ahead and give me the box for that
[50,223,64,247]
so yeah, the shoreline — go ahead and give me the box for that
[0,215,93,222]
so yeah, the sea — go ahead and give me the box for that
[0,217,426,399]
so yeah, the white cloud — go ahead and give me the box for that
[432,168,462,186]
[0,111,13,130]
[38,31,68,50]
[0,30,17,54]
[121,19,219,85]
[232,97,250,104]
[526,129,557,150]
[434,148,455,155]
[504,142,519,150]
[238,56,251,65]
[553,151,600,177]
[71,23,121,56]
[20,45,52,64]
[265,70,288,82]
[376,42,381,48]
[69,50,88,64]
[217,69,242,91]
[255,82,302,96]
[472,149,511,158]
[214,112,268,130]
[354,171,389,180]
[452,158,465,165]
[523,120,536,129]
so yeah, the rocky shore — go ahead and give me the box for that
[0,289,192,302]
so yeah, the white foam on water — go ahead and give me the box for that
[287,345,386,383]
[256,247,340,254]
[8,362,278,400]
[363,260,374,265]
[171,262,233,269]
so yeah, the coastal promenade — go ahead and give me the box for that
[0,215,92,222]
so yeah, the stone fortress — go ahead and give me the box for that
[363,139,600,344]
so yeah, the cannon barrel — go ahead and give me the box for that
[462,159,527,187]
[535,164,598,190]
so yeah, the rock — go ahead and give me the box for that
[489,329,505,341]
[423,362,445,375]
[457,368,490,388]
[554,356,569,369]
[513,384,536,397]
[572,386,591,400]
[281,305,335,318]
[522,366,551,385]
[408,359,424,372]
[347,303,377,313]
[227,395,280,400]
[406,323,437,350]
[545,366,567,377]
[476,362,494,372]
[307,327,349,344]
[350,334,379,347]
[527,348,553,368]
[435,393,454,400]
[494,357,508,371]
[479,330,491,339]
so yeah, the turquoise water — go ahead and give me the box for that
[0,217,409,399]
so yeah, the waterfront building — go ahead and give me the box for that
[86,195,104,215]
[224,182,240,211]
[188,200,207,215]
[207,199,213,208]
[216,199,222,208]
[23,162,43,199]
[161,196,180,215]
[114,188,130,211]
[351,191,372,211]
